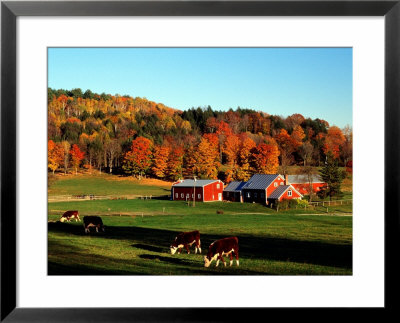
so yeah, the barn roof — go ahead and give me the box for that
[224,181,247,192]
[268,185,303,199]
[172,179,220,187]
[287,174,323,184]
[242,174,281,190]
[268,185,292,199]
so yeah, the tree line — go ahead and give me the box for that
[48,88,352,182]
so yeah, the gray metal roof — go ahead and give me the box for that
[242,174,281,190]
[268,185,291,199]
[172,179,220,188]
[287,174,323,184]
[224,181,247,192]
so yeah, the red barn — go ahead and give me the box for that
[267,184,303,204]
[287,175,326,195]
[241,174,303,205]
[171,179,224,202]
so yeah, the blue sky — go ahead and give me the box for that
[48,48,352,128]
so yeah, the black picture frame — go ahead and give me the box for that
[1,0,399,321]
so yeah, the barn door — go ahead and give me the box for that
[218,193,222,201]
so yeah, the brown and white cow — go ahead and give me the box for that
[170,230,201,255]
[204,237,239,267]
[60,210,80,222]
[83,216,105,233]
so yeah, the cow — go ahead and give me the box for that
[170,230,201,255]
[204,237,239,267]
[83,216,105,233]
[60,210,80,223]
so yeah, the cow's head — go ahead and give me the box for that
[60,217,66,223]
[170,237,179,255]
[204,256,211,268]
[170,245,178,255]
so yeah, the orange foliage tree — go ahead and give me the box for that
[251,143,280,174]
[48,140,64,174]
[323,126,345,159]
[223,134,241,182]
[193,135,220,179]
[291,124,306,148]
[123,137,153,179]
[274,129,296,175]
[70,144,85,174]
[236,134,256,181]
[152,145,171,179]
[167,146,185,180]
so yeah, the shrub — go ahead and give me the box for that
[297,199,309,208]
[216,210,224,214]
[276,198,308,210]
[289,199,298,208]
[277,199,289,210]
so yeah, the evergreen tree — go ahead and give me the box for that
[318,151,344,200]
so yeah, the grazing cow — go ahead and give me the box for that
[60,210,80,223]
[204,237,239,267]
[83,216,105,233]
[170,230,201,255]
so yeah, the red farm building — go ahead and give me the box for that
[171,179,224,202]
[236,174,303,205]
[287,174,326,195]
[223,181,247,202]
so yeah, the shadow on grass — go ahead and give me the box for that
[132,243,165,253]
[49,222,352,271]
[139,254,190,265]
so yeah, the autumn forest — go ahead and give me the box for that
[47,88,353,182]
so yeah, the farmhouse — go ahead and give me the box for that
[223,181,247,202]
[287,174,326,195]
[240,174,302,205]
[267,184,303,205]
[171,179,224,202]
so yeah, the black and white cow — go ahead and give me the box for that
[60,210,80,222]
[204,237,239,267]
[83,216,105,233]
[170,230,201,255]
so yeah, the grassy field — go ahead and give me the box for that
[48,173,172,197]
[48,173,352,275]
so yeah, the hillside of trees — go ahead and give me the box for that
[47,88,353,182]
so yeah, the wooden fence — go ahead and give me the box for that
[308,199,352,207]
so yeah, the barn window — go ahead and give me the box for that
[181,193,184,198]
[261,193,265,198]
[191,194,194,198]
[198,194,201,199]
[247,192,250,198]
[175,193,178,198]
[217,184,220,189]
[186,194,189,198]
[288,190,292,196]
[274,182,278,187]
[254,192,258,198]
[280,182,284,185]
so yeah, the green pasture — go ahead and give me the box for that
[48,174,171,196]
[48,199,352,275]
[48,173,352,275]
